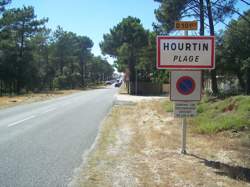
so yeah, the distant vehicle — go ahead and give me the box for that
[105,81,112,85]
[115,80,122,87]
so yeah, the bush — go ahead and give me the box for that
[189,96,250,133]
[164,100,173,112]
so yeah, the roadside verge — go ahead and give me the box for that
[70,94,250,187]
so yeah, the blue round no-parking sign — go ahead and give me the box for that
[176,76,195,95]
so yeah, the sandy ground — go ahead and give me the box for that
[71,94,250,187]
[0,90,81,109]
[0,84,109,109]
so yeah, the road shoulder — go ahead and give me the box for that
[0,86,108,109]
[70,94,250,187]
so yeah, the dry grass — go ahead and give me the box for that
[71,99,250,187]
[0,90,80,109]
[118,83,128,95]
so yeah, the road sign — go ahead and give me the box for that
[174,102,197,118]
[157,36,215,69]
[175,21,198,30]
[170,70,201,101]
[176,76,195,95]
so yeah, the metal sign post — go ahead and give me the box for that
[182,30,188,154]
[181,117,187,154]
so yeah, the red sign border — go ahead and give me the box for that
[157,36,215,69]
[170,70,202,101]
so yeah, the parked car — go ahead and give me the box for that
[105,80,112,85]
[115,80,122,87]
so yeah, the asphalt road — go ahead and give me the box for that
[0,87,117,187]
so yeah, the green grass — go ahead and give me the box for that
[189,95,250,134]
[163,100,173,112]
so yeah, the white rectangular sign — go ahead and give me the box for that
[157,36,215,69]
[174,102,197,118]
[170,70,201,101]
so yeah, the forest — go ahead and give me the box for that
[0,3,114,95]
[100,0,250,95]
[1,0,250,96]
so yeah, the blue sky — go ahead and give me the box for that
[8,0,159,60]
[7,0,249,62]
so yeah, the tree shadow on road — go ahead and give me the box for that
[188,153,250,183]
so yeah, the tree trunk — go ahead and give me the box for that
[129,65,136,94]
[44,46,49,90]
[199,0,205,36]
[16,27,25,94]
[128,50,136,95]
[206,0,219,95]
[84,61,87,84]
[19,31,24,58]
[80,56,84,87]
[80,54,85,87]
[60,54,63,75]
[236,71,245,91]
[246,67,250,95]
[16,68,21,94]
[199,0,205,90]
[0,79,2,96]
[4,81,7,94]
[50,80,53,91]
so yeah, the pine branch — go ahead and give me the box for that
[220,20,230,28]
[181,4,199,15]
[181,13,198,18]
[239,0,250,6]
[212,2,250,25]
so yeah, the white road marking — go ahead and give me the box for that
[8,115,35,127]
[59,101,72,107]
[40,107,56,114]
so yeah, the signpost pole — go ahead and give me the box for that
[181,30,188,155]
[135,69,138,95]
[181,117,187,154]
